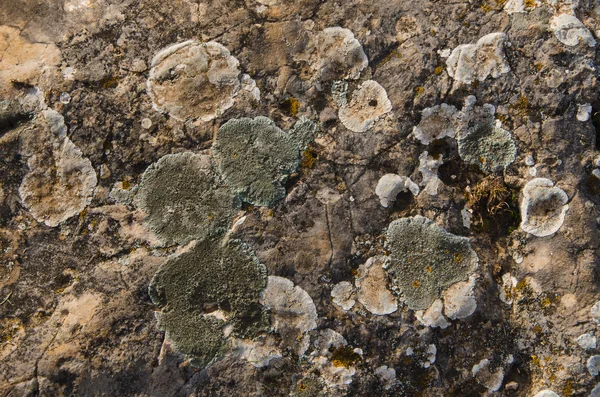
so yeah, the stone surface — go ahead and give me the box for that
[2,0,600,395]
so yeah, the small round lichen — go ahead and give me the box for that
[148,236,268,367]
[520,178,569,237]
[136,152,240,246]
[338,80,392,133]
[212,116,305,207]
[385,216,478,310]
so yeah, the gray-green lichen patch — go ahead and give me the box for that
[457,104,516,173]
[212,116,309,207]
[385,216,478,310]
[148,236,268,367]
[135,152,240,246]
[289,117,318,150]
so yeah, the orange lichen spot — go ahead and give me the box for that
[433,66,444,75]
[453,253,463,264]
[414,86,425,95]
[281,97,301,117]
[481,4,492,12]
[524,0,535,7]
[301,148,317,169]
[331,346,361,368]
[512,95,530,116]
[122,178,131,190]
[412,280,421,288]
[425,266,433,273]
[534,62,543,72]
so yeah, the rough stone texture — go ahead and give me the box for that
[2,0,600,395]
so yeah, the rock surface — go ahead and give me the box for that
[1,0,600,396]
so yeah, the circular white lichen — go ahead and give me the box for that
[331,281,356,311]
[374,366,396,390]
[577,333,597,350]
[375,174,419,208]
[297,27,368,83]
[415,299,450,329]
[519,178,569,237]
[550,14,596,48]
[260,276,318,355]
[19,109,97,227]
[533,391,560,397]
[338,80,392,133]
[356,256,398,315]
[446,32,511,84]
[442,275,477,320]
[589,355,600,376]
[412,104,457,145]
[147,40,248,122]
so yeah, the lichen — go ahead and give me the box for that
[519,178,569,237]
[147,41,252,122]
[338,80,392,132]
[148,236,268,367]
[296,27,368,83]
[331,281,355,311]
[356,256,398,315]
[135,152,240,246]
[212,116,305,207]
[375,174,419,208]
[385,216,478,310]
[457,118,516,173]
[412,104,457,145]
[260,275,317,355]
[549,14,596,48]
[446,32,511,84]
[19,109,97,227]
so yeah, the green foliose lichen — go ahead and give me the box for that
[136,152,240,246]
[457,122,517,173]
[385,216,478,310]
[212,116,308,207]
[149,235,268,367]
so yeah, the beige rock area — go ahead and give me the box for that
[1,0,600,396]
